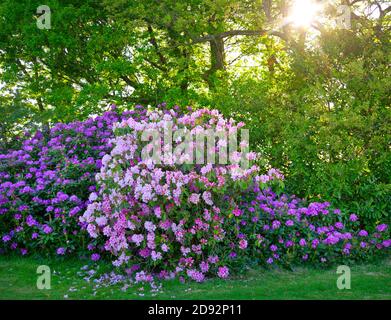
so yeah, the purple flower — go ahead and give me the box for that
[2,235,11,242]
[266,258,274,264]
[270,244,278,252]
[56,247,66,255]
[208,255,219,264]
[217,266,229,279]
[272,220,281,229]
[91,253,100,261]
[26,215,37,227]
[358,230,368,237]
[139,248,151,258]
[229,251,237,259]
[285,220,294,227]
[335,222,344,230]
[382,239,391,248]
[131,234,144,246]
[349,214,358,222]
[376,224,388,232]
[299,239,307,246]
[200,261,209,273]
[187,269,205,282]
[285,240,294,248]
[42,225,53,234]
[311,239,319,248]
[69,206,81,216]
[144,221,156,233]
[324,234,339,245]
[151,251,162,261]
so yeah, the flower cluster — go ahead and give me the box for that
[80,108,290,281]
[236,187,390,267]
[0,104,180,256]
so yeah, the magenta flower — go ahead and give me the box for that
[335,222,344,230]
[349,214,358,222]
[358,230,368,237]
[239,239,248,250]
[217,266,229,279]
[272,220,281,229]
[42,225,53,234]
[232,207,242,217]
[285,220,294,227]
[376,224,388,232]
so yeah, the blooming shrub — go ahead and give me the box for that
[0,104,180,256]
[236,187,390,268]
[81,108,279,281]
[81,107,389,282]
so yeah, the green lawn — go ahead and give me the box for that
[0,255,390,300]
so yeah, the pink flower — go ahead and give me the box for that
[202,191,213,206]
[376,224,388,232]
[217,266,229,279]
[89,193,98,201]
[154,206,161,218]
[144,221,156,232]
[239,239,248,250]
[131,234,144,246]
[189,193,200,204]
[186,269,205,282]
[232,207,242,217]
[200,261,209,273]
[349,214,358,222]
[151,251,162,261]
[95,216,107,226]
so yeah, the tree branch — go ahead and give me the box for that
[191,29,287,44]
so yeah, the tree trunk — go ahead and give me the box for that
[205,36,226,89]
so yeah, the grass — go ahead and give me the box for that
[0,255,390,300]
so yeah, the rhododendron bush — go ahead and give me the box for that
[81,108,389,282]
[0,104,180,256]
[81,108,276,280]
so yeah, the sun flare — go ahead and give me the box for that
[288,0,322,27]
